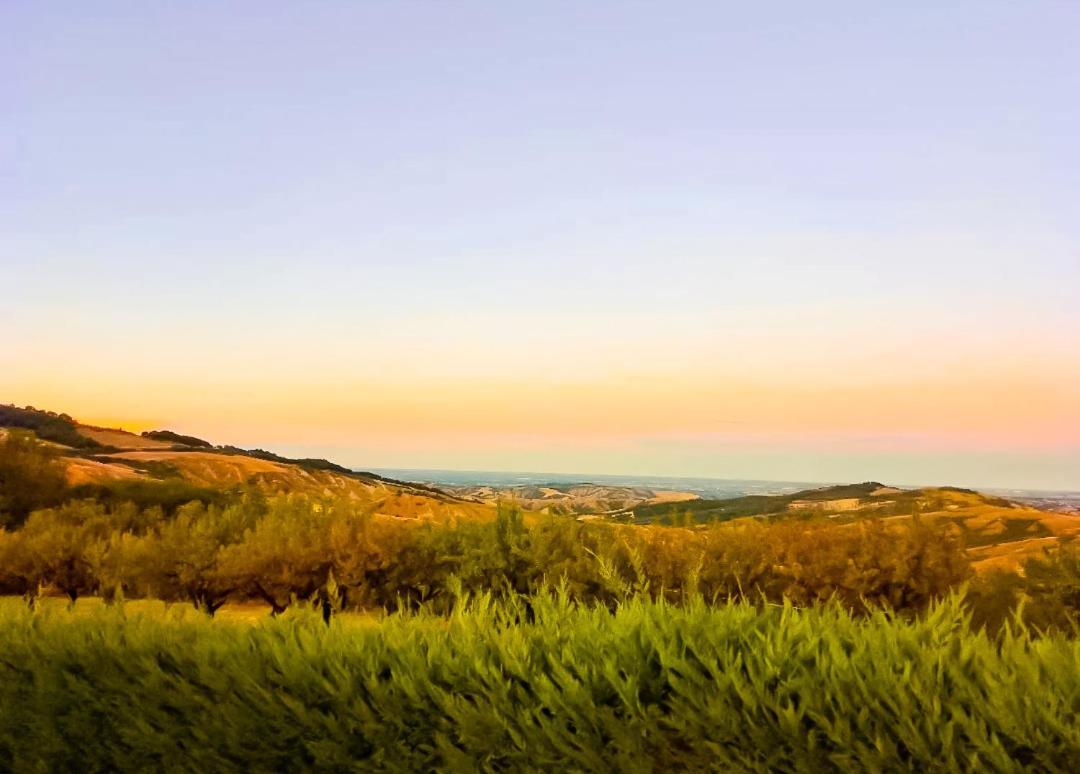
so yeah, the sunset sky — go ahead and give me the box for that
[4,2,1079,489]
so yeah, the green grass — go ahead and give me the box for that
[1,594,1077,771]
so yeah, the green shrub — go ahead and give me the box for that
[140,429,213,448]
[1018,541,1080,632]
[0,594,1077,771]
[0,405,99,449]
[0,430,69,527]
[67,478,227,513]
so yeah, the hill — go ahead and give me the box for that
[440,482,699,515]
[630,481,1080,572]
[629,481,890,523]
[4,404,1077,570]
[1,405,490,521]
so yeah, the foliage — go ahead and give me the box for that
[217,497,358,613]
[0,593,1077,771]
[0,495,977,616]
[0,430,70,527]
[1018,541,1080,631]
[140,429,214,448]
[217,445,357,475]
[67,478,227,513]
[0,501,142,601]
[128,500,259,613]
[0,404,99,449]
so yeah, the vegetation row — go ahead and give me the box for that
[1,593,1078,772]
[2,428,1080,630]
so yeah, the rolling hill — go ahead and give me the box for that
[1,405,490,521]
[440,483,699,515]
[630,481,1080,572]
[3,404,1077,570]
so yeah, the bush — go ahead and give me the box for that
[1017,541,1080,632]
[579,517,972,614]
[140,430,213,448]
[217,498,347,613]
[0,430,70,527]
[6,501,122,601]
[128,500,258,613]
[0,405,99,449]
[67,478,227,513]
[0,594,1077,771]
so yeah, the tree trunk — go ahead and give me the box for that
[252,581,288,615]
[205,597,227,616]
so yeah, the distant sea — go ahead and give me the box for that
[365,468,829,499]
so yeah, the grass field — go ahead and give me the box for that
[1,594,1078,772]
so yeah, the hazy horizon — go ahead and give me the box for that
[364,466,1080,497]
[5,1,1078,490]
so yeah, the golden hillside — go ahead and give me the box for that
[0,405,491,522]
[441,483,699,515]
[632,482,1080,573]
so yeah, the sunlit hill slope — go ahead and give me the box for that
[0,405,489,521]
[631,481,1080,573]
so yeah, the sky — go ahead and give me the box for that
[3,1,1078,490]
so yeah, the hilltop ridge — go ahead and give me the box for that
[0,404,487,521]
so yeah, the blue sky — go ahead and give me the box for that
[3,2,1078,488]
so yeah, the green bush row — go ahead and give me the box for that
[0,593,1077,772]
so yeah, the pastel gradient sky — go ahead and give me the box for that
[3,2,1079,489]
